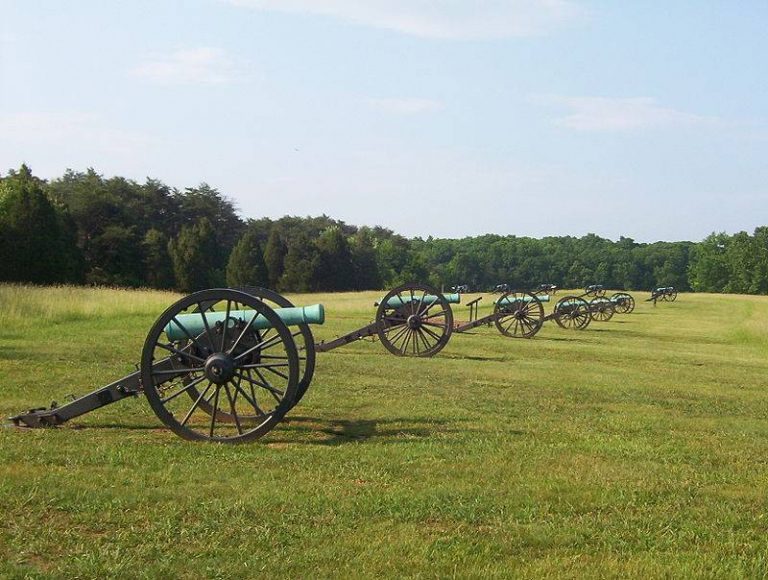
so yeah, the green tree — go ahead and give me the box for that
[263,226,287,287]
[279,233,317,292]
[143,229,175,289]
[350,227,382,290]
[226,228,269,287]
[0,165,82,284]
[312,226,354,291]
[168,218,223,292]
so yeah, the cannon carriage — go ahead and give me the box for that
[584,284,606,297]
[315,283,456,358]
[12,288,325,443]
[534,284,558,296]
[648,286,678,304]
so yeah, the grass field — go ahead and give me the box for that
[1,284,768,578]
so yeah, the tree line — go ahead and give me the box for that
[0,165,765,295]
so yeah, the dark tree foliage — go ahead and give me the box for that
[4,166,768,295]
[168,218,224,292]
[143,229,175,289]
[279,233,317,292]
[175,184,244,261]
[263,225,287,288]
[0,165,83,284]
[226,227,269,287]
[350,227,382,290]
[312,226,355,291]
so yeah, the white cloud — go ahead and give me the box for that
[131,47,236,85]
[367,97,444,114]
[224,0,584,40]
[540,95,719,132]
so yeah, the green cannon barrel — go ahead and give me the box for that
[383,293,461,308]
[556,300,583,308]
[655,287,673,292]
[165,304,325,342]
[495,295,550,306]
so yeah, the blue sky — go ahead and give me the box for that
[1,1,766,241]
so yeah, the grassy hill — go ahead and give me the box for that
[1,285,767,578]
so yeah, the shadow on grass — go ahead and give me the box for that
[271,415,495,446]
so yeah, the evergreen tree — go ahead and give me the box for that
[143,229,175,289]
[226,228,269,287]
[279,233,317,292]
[168,218,222,292]
[350,227,382,290]
[312,226,355,291]
[263,226,287,287]
[0,165,82,283]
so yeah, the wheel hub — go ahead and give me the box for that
[407,314,422,329]
[204,353,236,384]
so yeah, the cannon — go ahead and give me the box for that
[648,286,678,304]
[453,290,546,338]
[534,284,558,296]
[315,283,456,357]
[583,284,606,297]
[548,296,593,330]
[609,292,636,314]
[569,286,615,321]
[450,284,470,294]
[491,283,511,294]
[11,288,325,443]
[453,290,592,338]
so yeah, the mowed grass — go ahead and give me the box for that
[1,285,768,578]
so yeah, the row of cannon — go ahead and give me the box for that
[11,283,647,444]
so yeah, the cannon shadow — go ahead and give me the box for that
[271,415,477,446]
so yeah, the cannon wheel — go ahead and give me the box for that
[589,297,615,322]
[494,290,544,338]
[376,283,453,357]
[188,286,316,422]
[610,292,635,314]
[554,296,591,330]
[141,289,300,443]
[667,289,678,302]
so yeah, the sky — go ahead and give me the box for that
[1,1,767,242]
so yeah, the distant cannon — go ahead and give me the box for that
[535,284,558,296]
[454,291,547,338]
[648,286,678,305]
[584,284,606,297]
[609,292,636,314]
[549,296,592,330]
[315,283,457,357]
[451,284,470,294]
[491,283,511,294]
